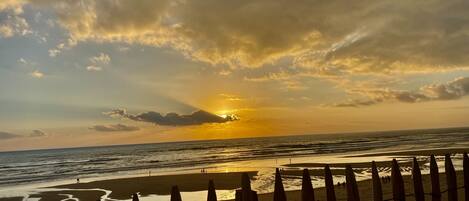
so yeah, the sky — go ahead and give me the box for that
[1,0,469,151]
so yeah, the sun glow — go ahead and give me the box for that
[217,109,235,119]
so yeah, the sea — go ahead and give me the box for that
[0,127,468,200]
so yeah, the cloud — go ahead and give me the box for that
[86,65,102,71]
[219,94,244,101]
[0,131,19,140]
[332,77,469,107]
[17,57,27,64]
[0,1,30,38]
[85,52,110,71]
[0,130,49,140]
[89,124,140,132]
[48,39,77,57]
[422,77,469,100]
[30,70,44,78]
[105,109,239,126]
[90,53,110,65]
[48,48,60,57]
[0,0,25,12]
[16,0,469,73]
[29,129,47,137]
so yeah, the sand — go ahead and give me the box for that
[29,190,106,201]
[28,171,257,200]
[21,169,466,201]
[0,197,23,201]
[254,171,466,201]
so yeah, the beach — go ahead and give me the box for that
[4,166,465,201]
[0,131,467,201]
[0,147,466,201]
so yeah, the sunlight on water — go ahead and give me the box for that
[0,130,467,200]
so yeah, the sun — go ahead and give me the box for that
[217,109,232,118]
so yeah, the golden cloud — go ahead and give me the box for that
[8,0,469,73]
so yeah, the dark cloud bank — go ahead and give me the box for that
[105,109,238,126]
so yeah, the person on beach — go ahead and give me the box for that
[76,178,80,184]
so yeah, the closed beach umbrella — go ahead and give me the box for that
[430,155,441,201]
[132,193,139,201]
[412,157,424,201]
[464,153,469,201]
[241,172,252,201]
[274,168,287,201]
[302,168,315,201]
[171,185,182,201]
[325,164,336,201]
[371,161,383,201]
[207,179,217,201]
[345,165,360,201]
[391,159,405,201]
[445,154,457,201]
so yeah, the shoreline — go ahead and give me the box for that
[348,147,469,157]
[2,170,465,201]
[30,172,258,200]
[0,148,467,201]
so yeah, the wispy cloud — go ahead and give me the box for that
[219,94,244,101]
[0,131,19,140]
[0,130,48,140]
[86,65,102,71]
[29,130,47,137]
[48,39,77,57]
[90,53,110,65]
[30,70,44,78]
[89,124,140,132]
[86,53,110,71]
[331,77,469,107]
[17,57,28,65]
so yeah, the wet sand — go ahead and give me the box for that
[281,159,428,177]
[283,159,423,169]
[30,171,257,200]
[29,190,106,201]
[0,197,23,201]
[351,148,469,157]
